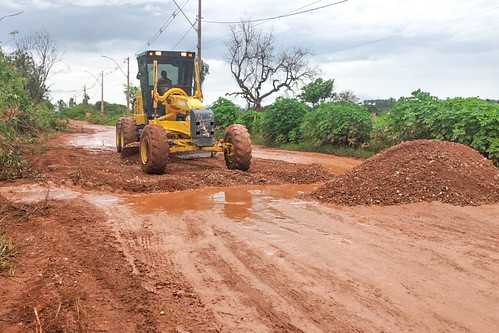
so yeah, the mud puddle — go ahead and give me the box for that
[124,183,318,221]
[67,131,115,151]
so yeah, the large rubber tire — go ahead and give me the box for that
[116,117,124,152]
[121,117,138,147]
[224,124,252,171]
[140,124,169,174]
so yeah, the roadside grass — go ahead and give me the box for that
[250,134,377,159]
[0,233,17,275]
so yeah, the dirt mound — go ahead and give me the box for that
[312,140,499,206]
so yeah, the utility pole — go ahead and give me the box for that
[101,70,104,117]
[83,85,87,114]
[127,57,130,114]
[84,70,104,116]
[102,55,130,114]
[197,0,202,98]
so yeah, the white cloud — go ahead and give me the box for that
[2,0,499,106]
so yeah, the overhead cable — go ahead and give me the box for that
[137,0,190,54]
[204,0,348,24]
[332,4,499,53]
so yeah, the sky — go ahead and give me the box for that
[1,0,498,108]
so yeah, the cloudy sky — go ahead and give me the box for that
[1,0,498,107]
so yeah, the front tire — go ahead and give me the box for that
[140,124,169,174]
[224,124,252,171]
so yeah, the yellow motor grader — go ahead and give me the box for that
[115,50,252,174]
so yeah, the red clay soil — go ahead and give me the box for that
[24,142,334,195]
[312,140,499,206]
[0,195,222,332]
[2,127,499,332]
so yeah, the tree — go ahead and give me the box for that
[226,20,319,111]
[123,83,140,108]
[299,78,335,107]
[362,98,397,115]
[335,90,359,104]
[56,99,67,113]
[11,30,62,105]
[82,86,90,106]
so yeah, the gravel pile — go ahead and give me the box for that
[312,140,499,206]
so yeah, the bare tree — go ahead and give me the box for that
[226,20,319,111]
[12,30,62,105]
[335,90,360,104]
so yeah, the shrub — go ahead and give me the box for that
[0,49,63,179]
[301,102,373,147]
[236,110,262,134]
[380,90,499,162]
[261,98,309,143]
[210,97,242,131]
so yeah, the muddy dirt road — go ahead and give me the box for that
[1,121,498,332]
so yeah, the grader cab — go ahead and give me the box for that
[115,50,252,174]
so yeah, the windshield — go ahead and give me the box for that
[147,64,179,86]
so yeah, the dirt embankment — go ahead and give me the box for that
[312,140,499,206]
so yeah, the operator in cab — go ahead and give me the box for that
[158,70,172,85]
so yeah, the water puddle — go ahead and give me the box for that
[0,182,318,222]
[0,184,79,203]
[124,184,318,221]
[0,184,122,207]
[67,132,115,151]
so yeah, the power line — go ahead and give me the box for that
[288,0,330,14]
[203,0,348,46]
[332,5,499,53]
[172,0,196,30]
[172,22,196,50]
[137,0,190,54]
[204,0,348,24]
[0,11,23,22]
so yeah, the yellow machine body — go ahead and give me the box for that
[133,51,230,154]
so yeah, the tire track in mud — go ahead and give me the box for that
[100,203,223,332]
[92,192,499,333]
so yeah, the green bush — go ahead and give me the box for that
[301,102,373,147]
[380,89,439,142]
[380,90,499,162]
[0,49,64,180]
[210,97,242,131]
[261,98,309,143]
[60,102,127,125]
[236,110,262,134]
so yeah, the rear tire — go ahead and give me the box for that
[121,117,138,147]
[140,124,169,174]
[224,124,252,171]
[116,117,124,152]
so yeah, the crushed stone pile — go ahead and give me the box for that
[312,140,499,206]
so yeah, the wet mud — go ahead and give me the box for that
[1,121,498,332]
